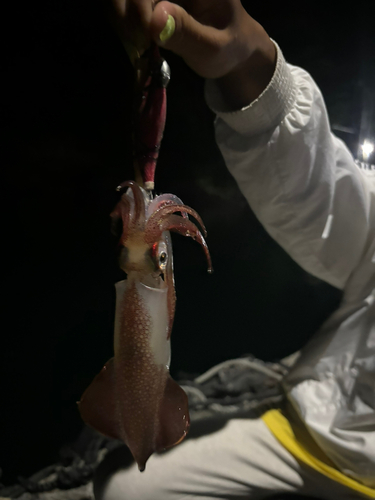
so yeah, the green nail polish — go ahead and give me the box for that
[159,15,175,42]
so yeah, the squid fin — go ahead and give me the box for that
[123,375,190,472]
[156,376,190,451]
[78,360,190,471]
[78,358,120,441]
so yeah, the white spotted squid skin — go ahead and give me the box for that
[78,181,212,471]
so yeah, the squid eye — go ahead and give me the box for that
[156,241,168,271]
[158,249,168,271]
[150,242,168,271]
[159,251,167,263]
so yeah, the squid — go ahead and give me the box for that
[78,180,212,471]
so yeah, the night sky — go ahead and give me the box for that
[2,0,374,485]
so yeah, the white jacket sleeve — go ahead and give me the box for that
[205,42,375,291]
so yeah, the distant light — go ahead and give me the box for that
[361,140,374,160]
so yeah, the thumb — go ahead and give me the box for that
[149,1,235,78]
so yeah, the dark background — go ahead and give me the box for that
[1,0,374,485]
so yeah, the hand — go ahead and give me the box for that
[108,0,276,108]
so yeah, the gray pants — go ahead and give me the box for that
[93,417,365,500]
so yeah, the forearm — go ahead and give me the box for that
[209,44,374,290]
[215,20,276,110]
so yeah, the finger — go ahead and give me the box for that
[108,0,155,56]
[149,1,233,78]
[110,0,153,24]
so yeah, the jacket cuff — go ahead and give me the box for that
[204,40,297,136]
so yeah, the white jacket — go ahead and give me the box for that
[205,41,375,487]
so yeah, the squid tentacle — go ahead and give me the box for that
[145,204,208,244]
[147,194,189,220]
[147,214,213,273]
[110,195,131,244]
[164,231,175,339]
[116,180,146,231]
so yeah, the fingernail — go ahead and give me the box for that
[159,15,175,42]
